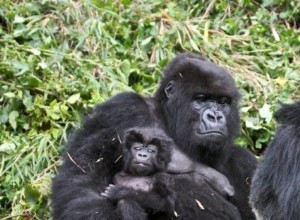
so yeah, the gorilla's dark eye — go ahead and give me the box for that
[147,149,156,153]
[195,94,207,102]
[134,147,142,151]
[218,97,231,105]
[147,145,158,154]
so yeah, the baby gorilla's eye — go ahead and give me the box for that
[147,144,158,154]
[147,149,156,153]
[134,147,141,151]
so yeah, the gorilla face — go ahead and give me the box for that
[157,54,240,162]
[130,142,158,175]
[191,94,230,140]
[123,127,172,176]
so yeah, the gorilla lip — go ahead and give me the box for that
[197,131,225,137]
[134,162,149,167]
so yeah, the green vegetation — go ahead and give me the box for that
[0,0,299,218]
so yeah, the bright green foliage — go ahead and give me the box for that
[0,0,299,218]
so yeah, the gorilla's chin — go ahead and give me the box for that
[194,132,226,150]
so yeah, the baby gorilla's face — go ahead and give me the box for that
[130,143,158,176]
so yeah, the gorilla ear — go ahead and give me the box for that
[165,81,175,99]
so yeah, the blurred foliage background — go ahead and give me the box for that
[0,0,299,219]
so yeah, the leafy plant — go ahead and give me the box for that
[0,0,299,218]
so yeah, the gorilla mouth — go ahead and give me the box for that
[134,162,150,167]
[197,130,225,137]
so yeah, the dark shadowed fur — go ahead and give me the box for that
[52,53,256,220]
[250,101,300,220]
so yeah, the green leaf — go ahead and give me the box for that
[26,74,41,87]
[120,60,131,75]
[189,38,200,52]
[141,36,153,47]
[0,142,16,153]
[25,185,40,205]
[14,15,25,23]
[121,0,132,6]
[259,104,272,123]
[31,48,41,56]
[23,96,33,109]
[4,92,15,98]
[8,110,19,130]
[245,117,261,130]
[67,93,81,104]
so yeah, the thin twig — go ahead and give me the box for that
[202,0,216,20]
[66,152,86,173]
[114,155,122,163]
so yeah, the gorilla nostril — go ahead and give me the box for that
[207,113,216,122]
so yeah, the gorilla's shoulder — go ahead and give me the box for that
[96,92,147,108]
[80,92,154,132]
[90,92,149,118]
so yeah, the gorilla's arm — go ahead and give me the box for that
[167,147,235,197]
[52,128,124,220]
[52,172,116,219]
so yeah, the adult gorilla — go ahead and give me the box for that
[154,53,257,219]
[250,101,300,220]
[52,53,257,219]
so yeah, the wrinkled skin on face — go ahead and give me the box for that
[191,94,230,143]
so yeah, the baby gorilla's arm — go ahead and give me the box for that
[101,173,175,213]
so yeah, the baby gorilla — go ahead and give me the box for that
[101,127,175,220]
[102,127,235,219]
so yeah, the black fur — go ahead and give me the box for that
[250,101,300,220]
[52,53,256,219]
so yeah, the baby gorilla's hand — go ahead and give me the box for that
[101,184,132,201]
[101,184,120,200]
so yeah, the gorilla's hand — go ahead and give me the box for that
[194,164,235,197]
[101,184,134,201]
[167,147,234,197]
